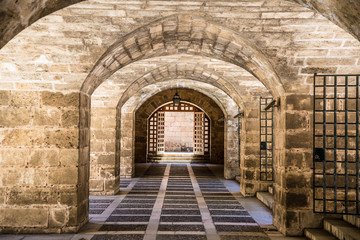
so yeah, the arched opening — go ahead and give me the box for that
[125,87,230,177]
[146,101,211,162]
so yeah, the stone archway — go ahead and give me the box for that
[135,90,225,165]
[80,14,284,98]
[117,82,240,180]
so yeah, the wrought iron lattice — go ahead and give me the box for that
[313,74,360,215]
[147,102,210,156]
[157,112,165,153]
[148,113,158,154]
[260,97,274,181]
[194,112,205,155]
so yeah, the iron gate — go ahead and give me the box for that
[313,73,360,215]
[260,97,274,181]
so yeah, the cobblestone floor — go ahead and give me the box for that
[0,164,305,240]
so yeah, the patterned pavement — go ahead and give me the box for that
[87,164,270,240]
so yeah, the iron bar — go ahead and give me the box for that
[260,97,274,181]
[313,73,360,215]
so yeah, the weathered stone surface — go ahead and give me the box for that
[286,192,309,208]
[61,110,79,127]
[0,148,28,166]
[291,0,360,41]
[59,149,78,166]
[93,130,115,140]
[286,95,312,111]
[285,132,312,149]
[41,92,79,108]
[1,129,44,146]
[8,189,57,205]
[49,208,68,228]
[48,167,78,185]
[97,154,115,165]
[59,190,78,206]
[0,91,10,105]
[0,188,5,204]
[286,173,310,188]
[285,112,309,129]
[45,130,79,148]
[29,149,59,166]
[34,108,61,126]
[0,108,32,127]
[89,179,104,191]
[11,91,40,107]
[0,208,48,227]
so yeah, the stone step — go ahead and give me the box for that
[324,218,360,240]
[256,191,274,210]
[343,215,360,228]
[149,154,208,158]
[148,157,208,160]
[304,228,337,240]
[148,159,208,163]
[147,154,209,163]
[268,185,273,195]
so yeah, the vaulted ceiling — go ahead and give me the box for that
[1,0,359,49]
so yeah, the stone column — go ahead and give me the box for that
[239,107,264,196]
[273,94,323,236]
[89,106,119,195]
[119,111,135,178]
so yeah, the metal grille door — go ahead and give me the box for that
[157,112,165,153]
[204,117,209,153]
[148,113,158,154]
[313,74,360,215]
[260,97,274,181]
[194,112,205,155]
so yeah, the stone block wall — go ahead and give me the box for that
[0,90,86,233]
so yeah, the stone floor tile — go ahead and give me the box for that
[91,234,144,240]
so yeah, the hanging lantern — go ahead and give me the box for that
[172,90,181,107]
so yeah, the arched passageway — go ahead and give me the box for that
[0,0,360,237]
[117,86,239,181]
[144,102,212,161]
[135,91,224,165]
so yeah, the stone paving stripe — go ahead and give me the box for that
[144,164,171,240]
[97,177,140,223]
[156,231,206,235]
[187,164,220,240]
